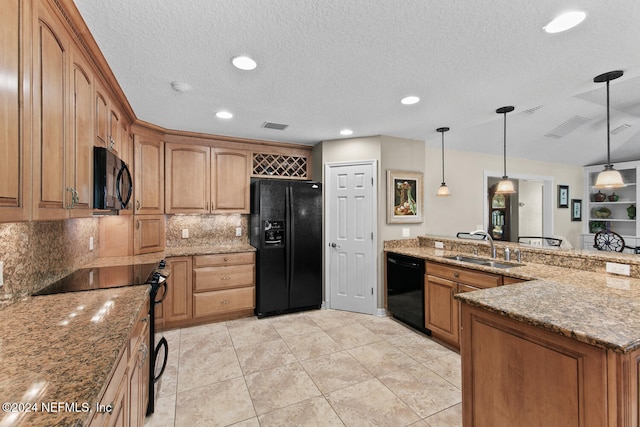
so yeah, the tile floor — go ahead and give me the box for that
[144,309,462,427]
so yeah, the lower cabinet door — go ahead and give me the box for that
[193,287,255,317]
[164,257,193,325]
[425,274,459,348]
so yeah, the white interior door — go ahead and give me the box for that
[325,161,376,315]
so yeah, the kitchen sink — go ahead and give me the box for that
[442,255,523,269]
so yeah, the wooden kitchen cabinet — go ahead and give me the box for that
[128,302,150,427]
[460,303,608,426]
[0,0,30,222]
[90,293,149,427]
[133,128,164,215]
[133,214,165,255]
[165,143,210,214]
[425,261,502,349]
[165,144,250,214]
[192,252,255,318]
[211,148,250,214]
[164,257,193,325]
[424,274,459,348]
[32,0,94,220]
[164,252,255,329]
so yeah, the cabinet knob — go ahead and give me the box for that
[453,272,460,278]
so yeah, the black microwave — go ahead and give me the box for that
[93,147,133,210]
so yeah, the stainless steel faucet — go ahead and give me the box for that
[470,230,496,259]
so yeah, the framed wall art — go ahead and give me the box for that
[387,170,423,224]
[558,185,569,208]
[571,199,582,221]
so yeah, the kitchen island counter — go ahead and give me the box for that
[385,241,640,354]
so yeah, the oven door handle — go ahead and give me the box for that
[153,337,169,383]
[154,279,167,304]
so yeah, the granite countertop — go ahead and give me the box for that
[164,243,256,257]
[0,286,149,426]
[385,244,640,354]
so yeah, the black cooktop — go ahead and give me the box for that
[33,263,160,296]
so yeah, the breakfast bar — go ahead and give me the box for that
[385,235,640,426]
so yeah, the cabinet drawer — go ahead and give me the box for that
[193,287,255,317]
[427,262,501,288]
[193,265,255,291]
[129,305,150,356]
[193,252,255,267]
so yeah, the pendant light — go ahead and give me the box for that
[436,127,451,196]
[594,70,625,189]
[495,106,516,194]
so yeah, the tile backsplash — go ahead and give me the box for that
[0,218,99,306]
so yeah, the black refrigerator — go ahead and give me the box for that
[250,179,322,318]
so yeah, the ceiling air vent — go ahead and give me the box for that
[544,115,590,139]
[523,105,543,115]
[262,121,289,130]
[610,123,631,135]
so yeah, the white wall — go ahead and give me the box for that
[313,135,584,310]
[423,145,584,247]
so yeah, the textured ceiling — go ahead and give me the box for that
[72,0,640,166]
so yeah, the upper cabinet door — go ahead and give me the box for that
[133,131,164,215]
[95,82,108,147]
[68,47,94,217]
[0,0,29,222]
[165,143,210,214]
[211,148,250,214]
[32,0,69,220]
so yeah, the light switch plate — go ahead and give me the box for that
[402,228,410,237]
[182,229,189,239]
[236,227,242,237]
[89,237,94,251]
[0,261,3,287]
[434,241,444,249]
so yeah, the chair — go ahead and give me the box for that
[456,232,487,240]
[593,230,640,253]
[518,236,562,247]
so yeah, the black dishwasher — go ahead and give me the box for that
[386,253,427,333]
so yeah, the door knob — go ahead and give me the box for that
[329,242,340,249]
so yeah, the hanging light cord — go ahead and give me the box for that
[502,112,508,178]
[441,131,446,184]
[606,78,611,167]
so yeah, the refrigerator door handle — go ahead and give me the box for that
[285,186,292,292]
[288,186,295,289]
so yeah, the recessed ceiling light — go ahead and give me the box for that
[231,56,257,70]
[400,96,420,105]
[170,81,190,92]
[543,11,586,33]
[216,111,233,119]
[340,129,353,136]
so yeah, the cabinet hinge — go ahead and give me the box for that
[371,288,374,295]
[371,232,374,240]
[371,177,374,185]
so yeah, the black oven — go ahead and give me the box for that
[93,146,132,210]
[148,261,168,415]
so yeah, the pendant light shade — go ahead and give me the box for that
[594,70,625,189]
[436,127,450,197]
[495,106,516,194]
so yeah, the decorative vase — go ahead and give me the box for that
[593,191,606,202]
[628,204,636,220]
[608,193,619,202]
